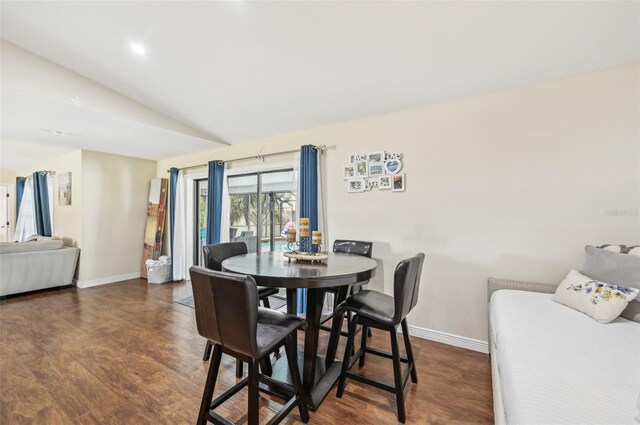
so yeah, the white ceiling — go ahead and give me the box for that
[1,1,639,169]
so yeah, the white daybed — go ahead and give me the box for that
[488,278,640,425]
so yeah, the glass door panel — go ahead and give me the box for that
[260,170,296,252]
[195,179,208,266]
[197,169,296,259]
[228,174,259,253]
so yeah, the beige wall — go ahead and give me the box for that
[1,168,19,185]
[19,150,83,248]
[80,151,156,283]
[16,149,155,283]
[158,63,640,344]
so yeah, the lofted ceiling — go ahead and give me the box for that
[1,1,639,170]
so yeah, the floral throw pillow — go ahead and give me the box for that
[552,270,639,324]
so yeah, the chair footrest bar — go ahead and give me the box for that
[265,396,299,425]
[364,347,409,363]
[259,374,295,398]
[207,410,236,425]
[210,377,249,410]
[344,371,396,394]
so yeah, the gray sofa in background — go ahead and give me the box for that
[0,238,80,297]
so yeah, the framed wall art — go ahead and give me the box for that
[392,174,405,192]
[347,178,365,193]
[343,164,356,180]
[343,151,406,193]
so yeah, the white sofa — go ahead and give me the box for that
[488,277,640,425]
[0,238,80,297]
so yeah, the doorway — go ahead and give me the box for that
[0,184,14,242]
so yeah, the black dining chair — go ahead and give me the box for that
[335,253,425,423]
[189,266,309,425]
[320,240,374,339]
[202,242,280,378]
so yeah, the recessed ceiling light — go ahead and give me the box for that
[130,42,146,56]
[43,129,66,136]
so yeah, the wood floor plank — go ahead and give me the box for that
[0,279,494,424]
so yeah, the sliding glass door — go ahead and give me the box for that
[194,168,296,265]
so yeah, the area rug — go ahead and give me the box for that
[175,295,287,311]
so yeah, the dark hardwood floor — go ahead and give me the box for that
[0,279,493,424]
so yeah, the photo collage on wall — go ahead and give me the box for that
[343,151,405,193]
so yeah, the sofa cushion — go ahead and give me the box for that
[581,245,640,322]
[552,270,638,323]
[0,238,64,254]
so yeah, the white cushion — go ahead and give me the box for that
[552,270,639,323]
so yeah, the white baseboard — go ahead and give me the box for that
[74,272,141,289]
[402,324,489,354]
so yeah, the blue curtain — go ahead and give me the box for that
[15,177,25,217]
[206,160,225,244]
[32,172,52,236]
[169,167,179,261]
[297,145,319,314]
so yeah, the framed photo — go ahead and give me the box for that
[343,164,356,180]
[384,158,402,175]
[58,172,72,205]
[379,175,391,190]
[367,151,385,163]
[391,174,405,192]
[348,154,356,164]
[355,160,368,178]
[347,178,365,193]
[368,162,385,177]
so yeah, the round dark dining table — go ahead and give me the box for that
[222,251,377,410]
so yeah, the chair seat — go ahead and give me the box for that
[256,307,305,357]
[338,289,396,326]
[258,286,279,299]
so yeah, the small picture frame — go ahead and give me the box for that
[392,174,405,192]
[355,160,368,178]
[385,158,402,175]
[347,178,365,193]
[348,154,356,164]
[379,175,392,190]
[367,151,385,163]
[343,164,356,180]
[368,162,385,177]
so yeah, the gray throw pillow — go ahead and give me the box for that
[581,245,640,322]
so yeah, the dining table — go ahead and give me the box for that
[221,251,377,410]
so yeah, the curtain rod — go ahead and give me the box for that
[17,171,56,180]
[167,144,326,173]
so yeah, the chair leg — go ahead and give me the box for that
[359,325,368,367]
[284,334,309,423]
[367,328,373,338]
[247,358,260,425]
[203,340,213,361]
[390,329,406,423]
[261,296,280,358]
[401,319,418,384]
[336,315,358,398]
[198,344,222,425]
[262,297,271,309]
[260,357,273,377]
[348,311,356,356]
[236,360,243,378]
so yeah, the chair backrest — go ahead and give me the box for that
[333,239,373,258]
[203,242,248,271]
[189,266,259,357]
[392,253,425,324]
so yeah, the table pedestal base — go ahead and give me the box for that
[259,350,343,411]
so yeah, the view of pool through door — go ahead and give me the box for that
[194,169,296,266]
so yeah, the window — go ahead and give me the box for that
[193,168,296,265]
